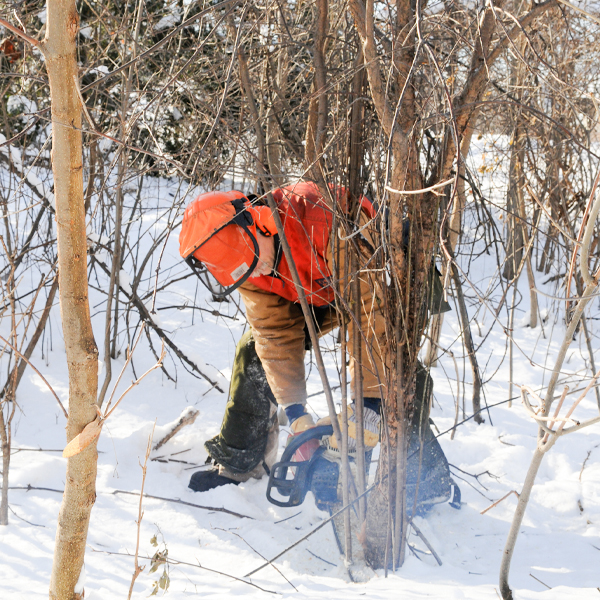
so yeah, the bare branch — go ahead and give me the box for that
[0,334,67,419]
[0,16,40,48]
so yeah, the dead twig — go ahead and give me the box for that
[10,485,251,519]
[273,512,301,525]
[112,490,253,520]
[245,482,375,578]
[498,435,515,446]
[63,326,166,458]
[449,471,493,500]
[103,324,165,418]
[580,443,600,481]
[89,547,279,595]
[11,448,68,453]
[449,464,499,491]
[407,543,423,561]
[481,490,520,515]
[92,256,224,392]
[529,573,552,589]
[127,423,154,600]
[8,505,45,527]
[213,527,297,591]
[409,521,442,566]
[9,485,63,494]
[151,457,200,466]
[0,334,68,419]
[448,349,461,440]
[153,409,199,452]
[448,463,500,492]
[306,549,337,567]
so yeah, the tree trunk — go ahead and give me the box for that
[503,137,525,281]
[425,157,467,367]
[348,0,429,569]
[0,402,15,525]
[304,0,328,187]
[0,278,58,526]
[450,260,484,422]
[43,2,100,599]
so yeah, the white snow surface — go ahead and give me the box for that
[154,4,182,32]
[2,160,600,599]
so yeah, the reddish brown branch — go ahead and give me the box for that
[0,17,41,48]
[481,490,519,515]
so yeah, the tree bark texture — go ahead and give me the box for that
[44,1,100,599]
[0,401,16,525]
[304,0,329,188]
[450,260,484,422]
[349,0,433,569]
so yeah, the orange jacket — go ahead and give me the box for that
[239,182,384,407]
[249,181,374,307]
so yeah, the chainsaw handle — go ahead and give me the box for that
[280,424,333,463]
[266,424,333,508]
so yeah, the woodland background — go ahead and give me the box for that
[2,0,600,598]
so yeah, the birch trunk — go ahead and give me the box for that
[43,1,100,598]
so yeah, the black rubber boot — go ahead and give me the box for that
[188,467,240,492]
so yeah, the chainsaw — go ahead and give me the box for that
[266,422,461,513]
[266,424,341,508]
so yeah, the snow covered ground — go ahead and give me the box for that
[2,169,600,599]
